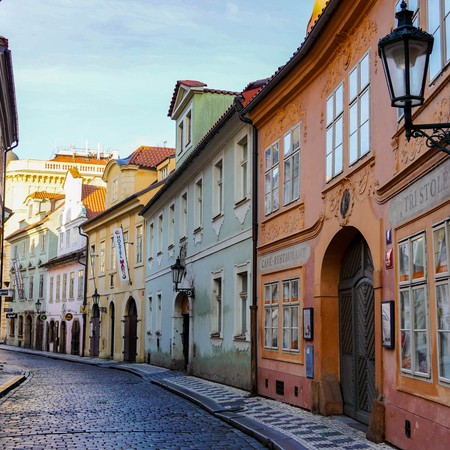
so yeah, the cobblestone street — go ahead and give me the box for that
[0,351,265,449]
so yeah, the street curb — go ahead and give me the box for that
[0,374,26,398]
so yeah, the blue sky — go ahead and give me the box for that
[1,0,315,160]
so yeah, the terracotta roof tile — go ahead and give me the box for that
[82,185,106,219]
[26,191,65,201]
[117,146,175,169]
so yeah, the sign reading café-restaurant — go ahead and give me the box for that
[389,159,450,227]
[260,243,310,273]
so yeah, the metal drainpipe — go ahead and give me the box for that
[235,98,258,395]
[78,227,89,357]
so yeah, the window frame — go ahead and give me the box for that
[264,141,280,216]
[398,232,431,379]
[283,124,301,206]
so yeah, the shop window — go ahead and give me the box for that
[264,282,279,349]
[282,279,300,352]
[433,221,450,382]
[399,233,430,378]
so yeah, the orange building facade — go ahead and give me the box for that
[246,0,450,448]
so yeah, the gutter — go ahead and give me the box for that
[78,228,89,358]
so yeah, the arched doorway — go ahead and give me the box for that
[25,315,32,348]
[338,233,375,425]
[109,302,115,359]
[123,297,137,362]
[172,293,190,370]
[71,320,80,355]
[90,305,100,356]
[60,321,66,354]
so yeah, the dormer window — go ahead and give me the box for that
[177,108,193,154]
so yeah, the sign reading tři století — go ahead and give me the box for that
[389,158,450,227]
[113,227,130,282]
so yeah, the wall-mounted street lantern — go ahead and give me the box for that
[92,288,107,313]
[35,299,41,313]
[171,257,195,298]
[378,1,450,155]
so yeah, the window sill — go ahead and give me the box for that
[194,226,203,234]
[234,197,249,208]
[210,332,222,339]
[233,334,248,342]
[212,213,224,222]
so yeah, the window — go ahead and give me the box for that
[283,124,301,205]
[62,273,67,301]
[157,216,163,255]
[39,274,44,299]
[77,269,84,299]
[28,203,33,219]
[148,295,153,335]
[213,159,224,217]
[59,232,64,249]
[69,272,75,299]
[186,110,192,145]
[264,142,280,215]
[326,83,344,181]
[427,0,449,80]
[90,244,96,278]
[22,241,26,257]
[433,221,450,382]
[178,121,184,153]
[156,293,162,334]
[66,229,71,248]
[235,135,249,202]
[28,274,34,300]
[136,224,143,264]
[212,276,223,336]
[195,178,203,229]
[9,317,15,336]
[148,222,154,260]
[282,279,300,352]
[30,238,35,256]
[99,241,106,274]
[123,230,130,260]
[40,233,46,252]
[399,233,430,377]
[73,227,78,244]
[180,192,188,239]
[49,276,54,303]
[112,178,118,202]
[264,282,279,349]
[348,53,370,165]
[235,271,248,339]
[56,275,61,302]
[169,204,175,247]
[110,236,116,271]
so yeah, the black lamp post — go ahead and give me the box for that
[378,1,450,154]
[171,257,195,298]
[35,299,41,314]
[92,288,106,313]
